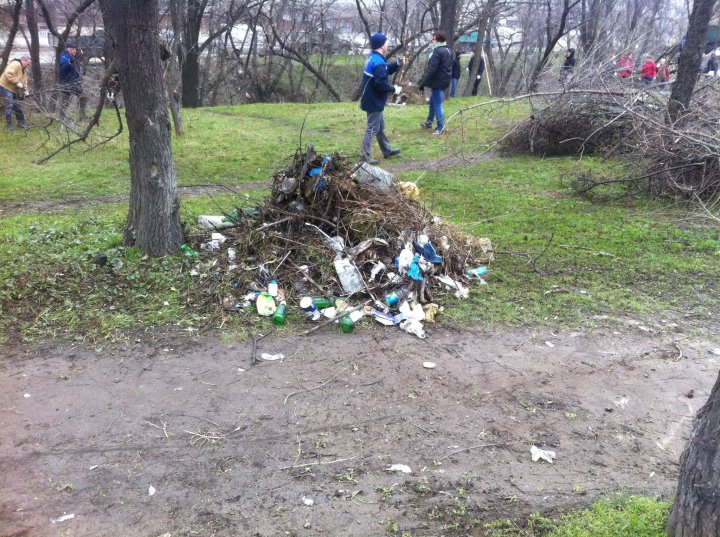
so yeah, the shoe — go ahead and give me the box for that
[6,124,15,131]
[432,128,445,135]
[420,122,432,129]
[18,123,30,129]
[360,158,379,165]
[383,149,401,158]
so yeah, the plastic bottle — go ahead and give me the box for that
[181,244,199,258]
[466,266,489,278]
[268,280,279,297]
[299,297,322,321]
[340,316,354,333]
[386,287,412,308]
[272,302,287,325]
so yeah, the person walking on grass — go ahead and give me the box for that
[450,51,461,97]
[419,32,452,135]
[359,32,402,165]
[0,56,31,131]
[58,40,87,120]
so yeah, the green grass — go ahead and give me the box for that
[0,96,507,202]
[483,495,670,537]
[0,99,718,342]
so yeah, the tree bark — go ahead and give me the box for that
[25,0,44,102]
[667,370,720,537]
[439,0,458,50]
[668,0,717,122]
[463,0,495,96]
[0,0,23,74]
[98,0,183,256]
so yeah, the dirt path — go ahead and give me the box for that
[1,326,717,537]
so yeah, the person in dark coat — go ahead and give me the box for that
[467,52,485,96]
[58,40,87,120]
[359,32,402,164]
[419,32,453,134]
[450,51,461,97]
[560,48,576,81]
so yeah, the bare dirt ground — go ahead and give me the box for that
[2,324,718,537]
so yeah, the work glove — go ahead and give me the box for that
[476,74,482,80]
[394,85,402,95]
[16,82,24,90]
[419,85,425,91]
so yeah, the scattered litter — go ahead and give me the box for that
[334,258,364,294]
[649,471,655,478]
[400,318,426,339]
[614,397,629,409]
[256,292,277,316]
[148,486,156,496]
[387,464,412,474]
[466,266,489,278]
[397,181,420,201]
[355,162,395,189]
[545,341,555,348]
[423,303,443,323]
[237,368,246,373]
[302,496,315,506]
[710,348,720,356]
[198,215,234,230]
[258,353,284,362]
[423,362,436,369]
[530,445,556,464]
[23,393,30,398]
[51,513,75,524]
[89,465,99,470]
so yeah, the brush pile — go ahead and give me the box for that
[186,145,493,337]
[501,88,720,200]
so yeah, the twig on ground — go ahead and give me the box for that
[279,456,358,471]
[284,368,347,404]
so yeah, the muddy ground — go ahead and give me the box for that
[1,325,718,537]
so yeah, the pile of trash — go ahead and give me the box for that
[184,145,493,338]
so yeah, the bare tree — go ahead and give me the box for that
[0,0,23,73]
[98,0,183,256]
[668,0,717,121]
[667,370,720,536]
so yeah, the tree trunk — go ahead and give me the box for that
[98,0,183,256]
[463,0,495,96]
[168,0,185,135]
[0,0,23,74]
[439,0,458,50]
[25,0,44,102]
[667,370,720,537]
[668,0,717,122]
[181,49,201,107]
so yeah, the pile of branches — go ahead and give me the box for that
[188,145,492,313]
[499,87,720,200]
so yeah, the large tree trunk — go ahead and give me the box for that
[439,0,458,51]
[667,371,720,537]
[463,0,495,96]
[25,0,44,102]
[98,0,183,256]
[668,0,717,122]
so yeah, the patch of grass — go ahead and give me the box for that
[404,155,720,328]
[1,97,504,203]
[483,495,670,536]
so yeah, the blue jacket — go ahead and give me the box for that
[59,50,81,86]
[360,51,399,113]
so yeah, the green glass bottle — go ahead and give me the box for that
[312,297,336,309]
[272,303,287,325]
[339,315,354,333]
[181,244,199,258]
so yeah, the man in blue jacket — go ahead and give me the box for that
[359,32,402,165]
[419,32,453,134]
[58,41,87,120]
